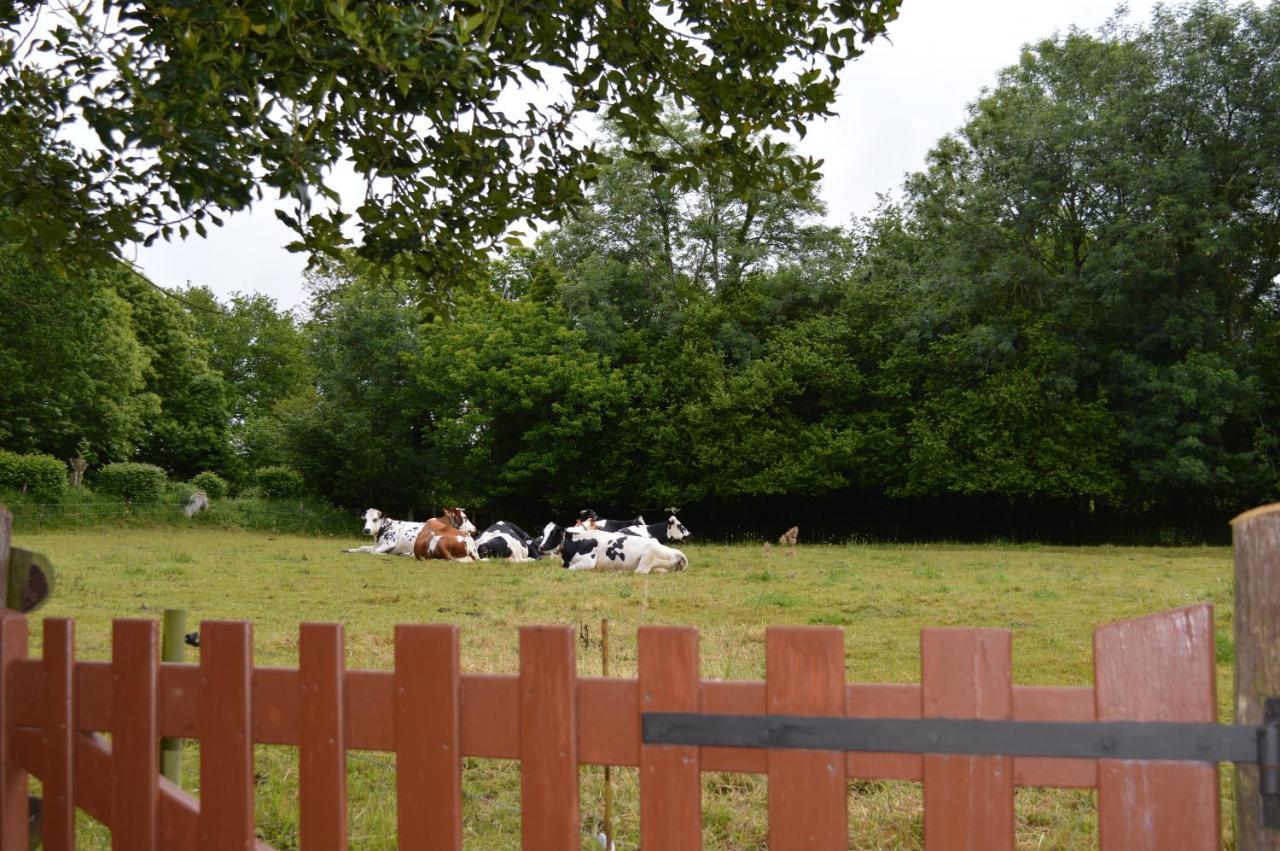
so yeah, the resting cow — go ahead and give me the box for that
[414,530,479,561]
[561,527,688,574]
[425,507,476,536]
[476,521,541,561]
[345,509,422,556]
[412,508,479,562]
[578,509,647,533]
[533,522,566,557]
[621,513,690,543]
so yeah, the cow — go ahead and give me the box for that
[778,525,799,546]
[425,507,476,536]
[533,522,566,557]
[412,509,479,562]
[344,509,423,556]
[561,527,688,574]
[476,521,541,561]
[414,530,480,561]
[578,509,647,533]
[621,513,690,543]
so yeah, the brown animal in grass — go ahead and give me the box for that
[413,530,478,561]
[424,506,474,536]
[778,526,799,546]
[412,508,479,562]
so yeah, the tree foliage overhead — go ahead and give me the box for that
[2,1,1277,542]
[0,0,900,278]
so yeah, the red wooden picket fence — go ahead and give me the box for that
[0,602,1225,850]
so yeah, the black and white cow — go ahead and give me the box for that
[561,528,688,574]
[345,509,422,556]
[621,514,690,543]
[476,521,542,562]
[533,522,566,557]
[578,509,647,533]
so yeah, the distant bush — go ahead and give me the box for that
[0,450,67,502]
[255,465,305,499]
[189,471,228,499]
[96,462,167,503]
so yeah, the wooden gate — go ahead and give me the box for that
[0,603,1229,850]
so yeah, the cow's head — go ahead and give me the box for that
[360,508,384,536]
[536,522,565,555]
[442,507,477,535]
[666,514,690,540]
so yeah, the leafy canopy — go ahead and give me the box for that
[0,0,900,279]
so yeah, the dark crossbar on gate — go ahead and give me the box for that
[644,697,1280,829]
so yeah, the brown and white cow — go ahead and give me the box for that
[412,508,479,562]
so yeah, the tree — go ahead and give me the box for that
[113,274,232,478]
[859,0,1280,513]
[0,0,901,281]
[180,287,312,423]
[0,233,155,462]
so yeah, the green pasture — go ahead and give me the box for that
[14,528,1235,849]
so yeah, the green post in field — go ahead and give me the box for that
[160,608,186,786]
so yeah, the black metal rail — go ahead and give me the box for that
[643,697,1280,828]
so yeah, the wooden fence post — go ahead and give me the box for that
[0,506,10,609]
[161,608,186,786]
[1094,605,1219,850]
[766,627,847,851]
[639,625,701,849]
[1232,503,1280,850]
[0,607,28,849]
[519,626,579,850]
[921,628,1014,851]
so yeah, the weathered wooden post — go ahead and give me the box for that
[0,506,10,610]
[160,608,187,786]
[1232,503,1280,849]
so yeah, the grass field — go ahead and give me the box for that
[13,527,1235,849]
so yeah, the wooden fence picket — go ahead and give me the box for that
[921,628,1015,851]
[41,618,75,851]
[519,626,578,850]
[393,624,461,851]
[639,625,702,848]
[766,627,847,850]
[112,619,159,851]
[299,623,347,851]
[1094,605,1220,850]
[0,610,27,851]
[198,621,255,851]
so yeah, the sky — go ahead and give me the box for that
[130,0,1159,311]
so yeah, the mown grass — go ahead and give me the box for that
[12,527,1235,849]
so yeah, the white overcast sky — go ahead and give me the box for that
[131,0,1160,311]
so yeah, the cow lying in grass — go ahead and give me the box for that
[561,527,688,574]
[425,507,476,536]
[578,509,646,532]
[476,521,541,561]
[344,509,422,556]
[412,508,479,562]
[533,522,566,557]
[621,513,690,543]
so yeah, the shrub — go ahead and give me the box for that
[96,462,167,503]
[0,450,67,502]
[255,465,305,499]
[189,471,228,499]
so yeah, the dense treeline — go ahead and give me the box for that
[2,2,1277,541]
